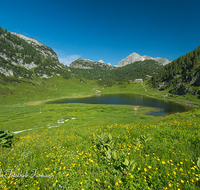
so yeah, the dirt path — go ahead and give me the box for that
[141,82,147,92]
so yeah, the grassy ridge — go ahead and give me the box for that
[0,78,200,189]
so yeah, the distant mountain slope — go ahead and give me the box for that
[0,27,71,82]
[0,27,165,86]
[117,52,171,67]
[114,59,164,80]
[148,46,200,95]
[70,59,164,85]
[69,59,116,81]
[70,58,114,69]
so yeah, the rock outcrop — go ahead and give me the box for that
[70,58,114,69]
[117,52,171,67]
[0,27,70,79]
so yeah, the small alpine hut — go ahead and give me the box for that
[133,79,143,83]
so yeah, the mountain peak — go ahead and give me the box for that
[117,52,171,67]
[98,59,105,63]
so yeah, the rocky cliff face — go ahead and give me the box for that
[0,27,70,80]
[11,32,58,60]
[117,52,171,67]
[161,69,200,96]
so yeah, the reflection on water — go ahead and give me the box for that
[47,93,192,116]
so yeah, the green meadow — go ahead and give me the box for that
[0,77,200,189]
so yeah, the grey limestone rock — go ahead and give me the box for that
[117,52,171,67]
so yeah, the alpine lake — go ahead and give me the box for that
[46,93,192,116]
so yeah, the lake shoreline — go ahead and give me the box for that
[44,93,192,117]
[23,82,199,110]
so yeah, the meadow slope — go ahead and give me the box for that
[0,79,200,189]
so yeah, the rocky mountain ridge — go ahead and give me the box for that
[117,52,171,67]
[11,32,58,60]
[70,58,114,69]
[0,27,71,80]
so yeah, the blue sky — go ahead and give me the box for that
[1,0,200,66]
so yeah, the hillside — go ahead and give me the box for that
[0,27,71,82]
[114,59,164,80]
[70,58,164,86]
[0,27,169,86]
[70,58,114,69]
[0,27,164,87]
[1,26,200,103]
[1,88,200,189]
[149,46,200,96]
[117,52,171,67]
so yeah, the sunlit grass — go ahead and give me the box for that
[1,108,200,189]
[0,78,200,189]
[0,103,155,133]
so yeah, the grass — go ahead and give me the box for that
[0,103,155,134]
[0,76,97,105]
[0,77,200,189]
[0,109,200,189]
